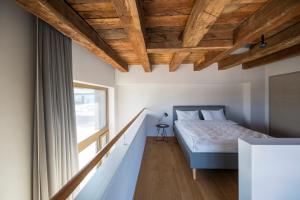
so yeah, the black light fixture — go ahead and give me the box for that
[259,34,267,48]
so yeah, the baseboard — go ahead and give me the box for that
[146,136,176,142]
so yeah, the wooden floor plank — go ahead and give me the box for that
[134,138,238,200]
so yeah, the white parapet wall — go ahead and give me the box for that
[238,138,300,200]
[76,111,148,200]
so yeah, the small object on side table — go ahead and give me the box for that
[156,123,169,142]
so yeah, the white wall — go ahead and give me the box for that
[72,42,115,87]
[116,55,300,134]
[72,43,117,135]
[0,0,35,199]
[239,138,300,200]
[116,64,266,135]
[117,83,245,136]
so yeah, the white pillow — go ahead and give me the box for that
[176,110,200,121]
[201,109,226,121]
[211,109,226,120]
[201,110,214,120]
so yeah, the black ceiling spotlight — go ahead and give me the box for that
[259,34,267,48]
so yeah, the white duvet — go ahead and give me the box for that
[175,120,270,153]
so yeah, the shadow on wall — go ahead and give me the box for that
[146,112,172,137]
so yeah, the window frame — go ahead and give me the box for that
[73,82,109,153]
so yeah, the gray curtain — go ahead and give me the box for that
[33,19,79,200]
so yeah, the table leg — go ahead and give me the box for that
[163,128,168,142]
[192,168,197,180]
[156,128,164,141]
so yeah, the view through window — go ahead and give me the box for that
[73,83,108,186]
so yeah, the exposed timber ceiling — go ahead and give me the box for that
[16,0,300,72]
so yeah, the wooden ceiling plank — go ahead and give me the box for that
[143,2,193,16]
[194,0,300,71]
[66,0,111,3]
[16,0,128,72]
[87,18,122,29]
[222,2,266,14]
[79,10,118,19]
[147,45,231,54]
[242,44,300,69]
[198,40,233,48]
[70,2,119,18]
[88,15,188,29]
[215,12,253,25]
[106,39,134,50]
[97,29,128,40]
[111,0,151,72]
[70,2,114,12]
[144,15,188,28]
[218,22,300,69]
[149,53,173,64]
[169,0,231,72]
[147,39,233,50]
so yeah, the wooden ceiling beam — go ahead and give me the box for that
[169,0,231,72]
[218,22,300,69]
[182,0,231,47]
[169,52,188,71]
[242,44,300,69]
[169,52,190,71]
[194,0,300,71]
[195,51,225,70]
[111,0,151,72]
[16,0,128,72]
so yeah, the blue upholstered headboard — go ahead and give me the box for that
[173,105,226,123]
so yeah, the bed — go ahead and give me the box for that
[173,105,270,180]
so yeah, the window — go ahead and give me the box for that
[73,83,109,171]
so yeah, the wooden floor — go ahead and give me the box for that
[134,138,238,200]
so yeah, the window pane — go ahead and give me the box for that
[74,87,106,143]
